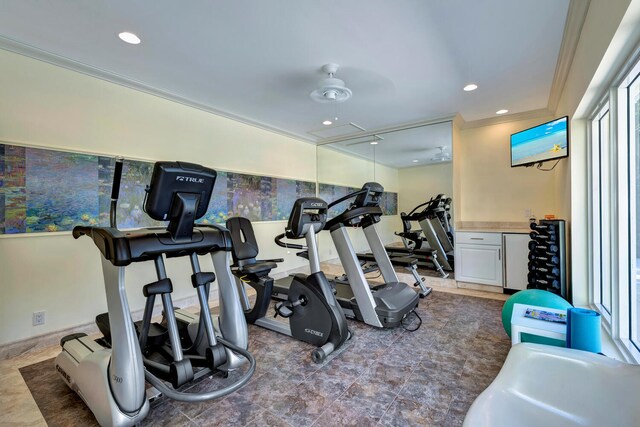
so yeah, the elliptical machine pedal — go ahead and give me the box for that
[55,159,256,427]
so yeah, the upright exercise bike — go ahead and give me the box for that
[55,160,256,427]
[226,198,350,363]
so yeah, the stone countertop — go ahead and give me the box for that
[455,221,532,234]
[456,228,531,234]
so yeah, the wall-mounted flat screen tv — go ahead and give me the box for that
[510,116,569,167]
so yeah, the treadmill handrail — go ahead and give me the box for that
[324,205,383,231]
[407,199,431,216]
[406,194,448,218]
[327,188,368,208]
[401,211,429,222]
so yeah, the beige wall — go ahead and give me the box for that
[0,50,402,346]
[452,118,462,222]
[316,145,401,257]
[450,0,635,305]
[0,49,321,346]
[398,163,453,216]
[455,116,557,223]
[316,145,399,191]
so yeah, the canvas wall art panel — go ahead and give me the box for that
[0,144,333,234]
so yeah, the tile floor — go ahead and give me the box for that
[4,289,511,427]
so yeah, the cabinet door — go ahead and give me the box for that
[503,233,529,290]
[455,243,503,286]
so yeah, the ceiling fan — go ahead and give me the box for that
[430,146,451,161]
[310,63,353,103]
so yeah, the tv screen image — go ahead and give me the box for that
[510,116,568,167]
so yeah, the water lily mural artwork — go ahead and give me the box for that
[0,143,396,235]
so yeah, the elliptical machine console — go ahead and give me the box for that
[55,159,256,427]
[227,197,350,363]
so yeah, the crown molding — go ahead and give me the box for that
[460,108,553,130]
[316,114,457,145]
[0,35,318,145]
[452,113,466,129]
[0,0,587,146]
[547,0,592,114]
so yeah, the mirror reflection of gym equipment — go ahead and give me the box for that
[316,120,456,295]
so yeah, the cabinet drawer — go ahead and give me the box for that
[456,232,502,245]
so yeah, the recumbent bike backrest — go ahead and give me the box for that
[226,217,260,265]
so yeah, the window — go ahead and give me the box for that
[589,53,640,361]
[627,63,640,347]
[592,106,612,316]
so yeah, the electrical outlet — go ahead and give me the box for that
[524,208,533,218]
[33,311,45,326]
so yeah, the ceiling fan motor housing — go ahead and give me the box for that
[310,64,353,103]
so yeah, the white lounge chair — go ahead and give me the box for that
[463,343,640,427]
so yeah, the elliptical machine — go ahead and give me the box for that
[55,160,256,427]
[226,198,350,363]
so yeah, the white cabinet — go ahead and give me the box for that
[455,232,503,286]
[503,233,529,291]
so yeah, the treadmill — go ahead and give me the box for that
[390,195,455,272]
[354,251,433,297]
[325,182,422,328]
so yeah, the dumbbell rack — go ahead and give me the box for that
[527,219,568,301]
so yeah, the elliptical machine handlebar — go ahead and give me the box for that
[110,157,124,228]
[72,226,93,239]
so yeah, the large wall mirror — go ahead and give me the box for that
[316,120,454,263]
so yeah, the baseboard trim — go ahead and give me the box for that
[3,265,310,360]
[0,293,207,361]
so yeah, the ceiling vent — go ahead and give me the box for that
[307,122,366,139]
[310,63,353,103]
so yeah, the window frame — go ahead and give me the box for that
[621,60,640,351]
[588,51,640,363]
[590,102,613,323]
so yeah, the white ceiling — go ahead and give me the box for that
[0,0,571,147]
[324,121,453,168]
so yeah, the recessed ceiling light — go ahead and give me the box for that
[370,141,379,145]
[412,159,419,163]
[496,109,509,115]
[118,31,141,45]
[463,84,478,91]
[322,120,332,126]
